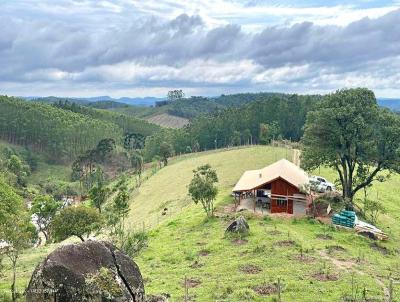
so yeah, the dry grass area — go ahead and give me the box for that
[147,113,189,129]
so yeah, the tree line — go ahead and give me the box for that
[53,100,160,137]
[0,96,122,162]
[142,94,319,161]
[0,96,162,163]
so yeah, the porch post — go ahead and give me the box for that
[253,189,256,212]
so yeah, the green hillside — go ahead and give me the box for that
[53,100,161,137]
[127,146,399,301]
[1,146,399,301]
[0,96,122,162]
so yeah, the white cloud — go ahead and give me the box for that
[1,1,400,97]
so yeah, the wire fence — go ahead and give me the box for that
[145,267,400,302]
[125,143,298,232]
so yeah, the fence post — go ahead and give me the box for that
[184,275,188,302]
[389,276,393,302]
[277,277,282,302]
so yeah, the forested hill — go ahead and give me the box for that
[142,94,319,161]
[0,96,121,162]
[87,100,129,109]
[124,92,323,120]
[52,100,160,137]
[0,96,160,163]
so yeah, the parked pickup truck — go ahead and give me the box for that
[309,175,335,193]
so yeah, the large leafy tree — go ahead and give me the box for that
[167,89,185,102]
[0,178,37,301]
[188,164,218,217]
[51,206,103,242]
[302,88,400,202]
[159,141,173,166]
[94,138,116,163]
[30,195,61,243]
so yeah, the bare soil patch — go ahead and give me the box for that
[312,272,339,281]
[275,240,296,247]
[239,264,262,274]
[220,205,236,214]
[199,249,210,256]
[147,113,189,129]
[253,284,278,296]
[319,251,355,271]
[231,239,248,245]
[370,242,390,255]
[182,277,201,288]
[316,234,333,240]
[292,254,316,263]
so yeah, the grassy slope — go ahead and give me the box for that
[129,146,400,301]
[126,146,293,230]
[1,146,399,301]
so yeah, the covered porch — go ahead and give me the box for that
[232,159,311,216]
[233,190,309,216]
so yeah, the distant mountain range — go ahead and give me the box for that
[21,95,400,111]
[22,96,163,107]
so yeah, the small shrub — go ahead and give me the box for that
[263,215,272,223]
[253,245,266,254]
[312,193,345,216]
[184,250,196,261]
[363,199,386,225]
[235,288,257,300]
[120,230,148,258]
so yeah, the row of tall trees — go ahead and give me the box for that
[0,96,122,162]
[53,100,160,137]
[142,94,318,161]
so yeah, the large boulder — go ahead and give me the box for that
[26,240,145,302]
[225,216,249,235]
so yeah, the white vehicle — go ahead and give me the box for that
[309,175,335,192]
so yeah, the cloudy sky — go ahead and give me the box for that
[1,0,400,98]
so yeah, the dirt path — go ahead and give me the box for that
[293,149,301,166]
[318,251,391,301]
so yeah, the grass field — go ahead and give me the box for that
[129,146,400,301]
[1,146,399,301]
[126,146,294,230]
